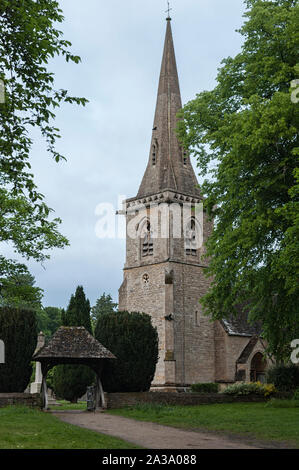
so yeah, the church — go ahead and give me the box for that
[118,17,271,391]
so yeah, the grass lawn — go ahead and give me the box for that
[0,406,140,449]
[108,400,299,448]
[48,400,87,411]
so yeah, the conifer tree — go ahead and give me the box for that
[95,311,159,392]
[0,307,37,392]
[91,292,117,328]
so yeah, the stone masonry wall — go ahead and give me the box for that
[119,198,218,387]
[172,262,215,385]
[214,320,229,382]
[0,393,41,409]
[119,263,167,385]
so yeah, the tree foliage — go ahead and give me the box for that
[95,311,159,392]
[36,306,62,340]
[61,286,92,333]
[91,292,117,326]
[0,267,43,309]
[177,0,299,361]
[0,306,37,392]
[52,286,94,402]
[0,0,88,278]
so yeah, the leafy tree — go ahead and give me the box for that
[177,0,299,362]
[52,286,94,402]
[0,0,88,279]
[0,307,37,392]
[0,188,69,279]
[36,306,62,340]
[0,268,43,309]
[95,311,159,392]
[91,293,117,327]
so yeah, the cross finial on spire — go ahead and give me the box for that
[165,1,172,20]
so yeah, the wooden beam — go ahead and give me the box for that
[95,374,106,410]
[41,376,48,410]
[98,376,106,409]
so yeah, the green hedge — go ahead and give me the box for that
[0,306,37,392]
[266,364,299,392]
[191,383,219,393]
[95,311,159,392]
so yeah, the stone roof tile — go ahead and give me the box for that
[33,326,116,361]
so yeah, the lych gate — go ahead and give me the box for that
[32,326,116,410]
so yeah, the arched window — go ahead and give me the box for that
[141,220,153,257]
[185,217,197,256]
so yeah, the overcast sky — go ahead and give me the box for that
[3,0,247,309]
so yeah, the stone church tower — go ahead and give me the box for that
[119,17,214,390]
[119,18,270,389]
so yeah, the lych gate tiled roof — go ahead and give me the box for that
[33,326,116,361]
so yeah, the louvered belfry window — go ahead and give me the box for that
[185,218,197,256]
[142,221,153,257]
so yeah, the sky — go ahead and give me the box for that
[3,0,247,309]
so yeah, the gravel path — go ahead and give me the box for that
[51,411,259,449]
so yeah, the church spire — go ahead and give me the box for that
[137,19,200,198]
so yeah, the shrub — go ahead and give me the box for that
[191,383,219,393]
[95,311,159,392]
[293,388,299,400]
[266,364,299,392]
[53,364,95,402]
[222,382,276,397]
[0,306,37,392]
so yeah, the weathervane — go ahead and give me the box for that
[165,1,172,19]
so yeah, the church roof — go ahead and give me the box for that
[32,326,116,361]
[221,304,262,337]
[137,19,201,199]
